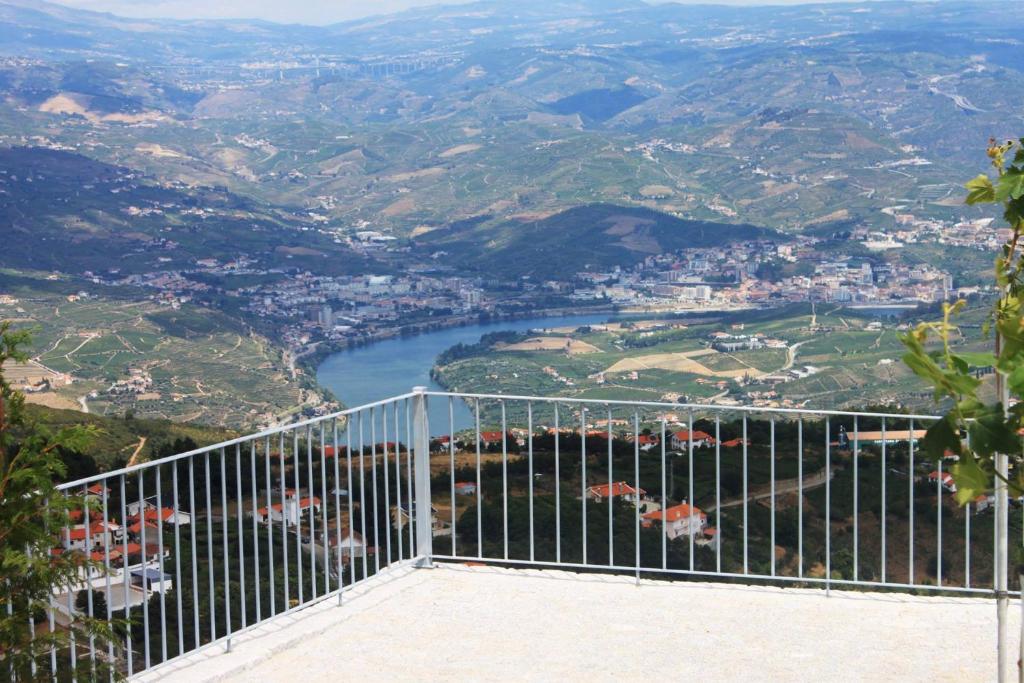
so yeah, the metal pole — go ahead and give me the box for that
[412,387,433,567]
[996,333,1009,683]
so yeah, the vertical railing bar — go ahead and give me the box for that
[742,415,748,575]
[449,397,456,557]
[394,403,404,563]
[332,418,343,601]
[634,411,641,581]
[83,485,96,674]
[965,429,971,589]
[405,399,414,560]
[798,417,803,579]
[45,501,57,682]
[881,417,887,583]
[688,411,694,572]
[502,401,509,561]
[358,412,368,581]
[101,483,114,677]
[380,410,392,568]
[370,409,382,576]
[770,417,775,578]
[345,418,356,589]
[581,408,588,565]
[714,415,721,573]
[937,454,943,587]
[661,416,667,571]
[220,448,231,651]
[320,422,330,593]
[293,430,304,603]
[63,491,76,679]
[607,407,614,567]
[346,418,357,589]
[188,459,198,651]
[235,443,246,631]
[138,471,150,670]
[826,418,831,595]
[528,402,535,563]
[475,399,482,559]
[555,401,561,564]
[279,432,290,611]
[265,435,275,617]
[306,425,317,599]
[853,416,859,582]
[155,466,167,665]
[251,440,261,624]
[120,474,133,677]
[172,462,184,657]
[908,419,914,586]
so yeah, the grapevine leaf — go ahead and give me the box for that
[952,456,991,506]
[965,174,995,204]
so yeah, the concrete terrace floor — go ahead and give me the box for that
[144,564,1016,682]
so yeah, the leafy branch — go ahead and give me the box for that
[901,138,1024,505]
[0,321,124,680]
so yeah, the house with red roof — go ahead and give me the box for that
[127,499,191,526]
[635,434,659,451]
[641,502,707,539]
[927,470,956,494]
[254,488,322,527]
[670,429,715,450]
[586,481,646,505]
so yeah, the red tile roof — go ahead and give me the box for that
[673,430,714,443]
[587,481,646,498]
[642,503,706,522]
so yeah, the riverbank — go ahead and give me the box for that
[299,305,621,376]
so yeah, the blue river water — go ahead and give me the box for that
[316,313,614,434]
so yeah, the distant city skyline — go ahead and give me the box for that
[49,0,896,26]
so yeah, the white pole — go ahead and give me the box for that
[412,387,433,567]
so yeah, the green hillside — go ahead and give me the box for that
[417,203,779,280]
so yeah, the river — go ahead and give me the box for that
[316,313,615,433]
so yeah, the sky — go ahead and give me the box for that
[50,0,880,26]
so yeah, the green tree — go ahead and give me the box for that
[0,322,122,680]
[900,138,1024,504]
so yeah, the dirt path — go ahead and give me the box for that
[127,437,148,467]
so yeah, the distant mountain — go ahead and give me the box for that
[417,204,780,279]
[0,147,372,275]
[0,0,1021,269]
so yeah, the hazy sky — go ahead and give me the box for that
[51,0,876,26]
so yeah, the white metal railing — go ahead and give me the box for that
[39,388,1016,679]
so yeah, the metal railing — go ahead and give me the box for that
[41,388,1016,679]
[47,392,431,680]
[424,391,1016,598]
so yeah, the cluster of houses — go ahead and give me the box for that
[52,486,188,621]
[584,481,716,546]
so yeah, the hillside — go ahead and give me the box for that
[23,403,235,473]
[416,204,779,279]
[0,146,375,276]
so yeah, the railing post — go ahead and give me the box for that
[413,387,433,567]
[995,448,1009,683]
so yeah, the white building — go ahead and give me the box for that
[254,489,322,527]
[642,502,707,539]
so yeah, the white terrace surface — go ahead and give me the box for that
[142,564,1015,682]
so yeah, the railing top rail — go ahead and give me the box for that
[423,390,945,422]
[56,391,417,492]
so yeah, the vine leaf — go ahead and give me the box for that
[952,456,991,506]
[966,174,995,204]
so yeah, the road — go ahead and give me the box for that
[705,465,835,513]
[781,340,808,371]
